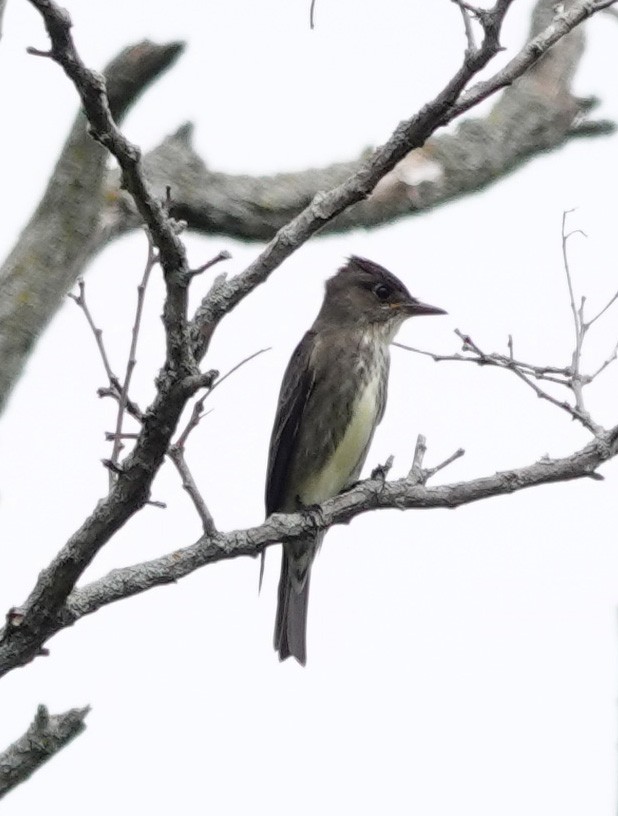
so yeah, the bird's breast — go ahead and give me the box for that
[297,364,384,505]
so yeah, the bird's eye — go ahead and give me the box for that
[373,283,391,301]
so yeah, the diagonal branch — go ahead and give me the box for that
[190,0,616,362]
[0,2,208,678]
[0,704,90,800]
[109,234,158,481]
[52,424,618,632]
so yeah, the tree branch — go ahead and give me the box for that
[189,0,616,363]
[0,39,184,416]
[51,424,618,631]
[0,704,89,799]
[0,3,203,677]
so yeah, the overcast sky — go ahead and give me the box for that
[1,1,618,814]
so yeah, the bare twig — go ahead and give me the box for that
[424,447,466,479]
[174,399,213,451]
[585,289,618,328]
[393,341,572,385]
[168,446,217,535]
[408,433,427,481]
[452,0,477,52]
[188,250,231,280]
[69,278,148,425]
[561,210,586,347]
[395,330,600,433]
[97,387,144,423]
[208,347,271,397]
[370,455,395,481]
[169,347,271,528]
[407,434,464,483]
[68,279,119,390]
[309,0,317,29]
[589,339,618,381]
[26,46,53,58]
[176,347,270,450]
[105,432,140,442]
[109,234,158,482]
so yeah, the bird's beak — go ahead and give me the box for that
[399,298,447,317]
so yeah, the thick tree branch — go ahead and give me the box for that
[104,0,614,247]
[190,0,616,362]
[0,1,204,678]
[0,704,89,799]
[0,39,184,416]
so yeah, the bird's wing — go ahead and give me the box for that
[265,330,317,516]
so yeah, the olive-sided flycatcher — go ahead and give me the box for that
[265,255,446,665]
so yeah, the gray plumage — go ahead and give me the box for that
[265,255,445,665]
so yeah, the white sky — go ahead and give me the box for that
[1,1,618,814]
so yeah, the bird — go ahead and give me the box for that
[265,255,446,665]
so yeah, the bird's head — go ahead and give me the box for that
[318,255,446,333]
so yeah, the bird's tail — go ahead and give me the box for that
[274,551,310,665]
[274,535,321,666]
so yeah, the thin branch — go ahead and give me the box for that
[208,347,271,397]
[370,455,395,482]
[309,0,317,29]
[188,249,231,280]
[424,447,466,480]
[109,234,158,481]
[97,387,144,423]
[395,332,599,433]
[408,433,427,481]
[585,288,618,328]
[588,339,618,381]
[174,398,213,451]
[68,279,119,390]
[561,210,584,341]
[452,0,478,52]
[168,446,217,535]
[407,434,463,483]
[169,347,271,528]
[0,704,89,800]
[174,346,269,451]
[450,0,618,119]
[393,340,573,385]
